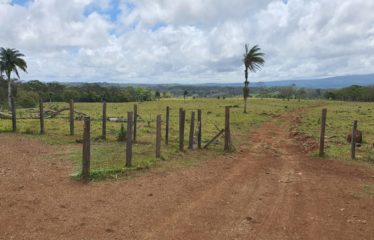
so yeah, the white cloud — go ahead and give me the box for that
[0,0,373,83]
[118,0,273,27]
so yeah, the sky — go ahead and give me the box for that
[0,0,374,84]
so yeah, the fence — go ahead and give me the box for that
[318,108,361,160]
[2,99,367,182]
[88,104,232,181]
[0,98,233,182]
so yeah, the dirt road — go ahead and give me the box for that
[1,110,373,240]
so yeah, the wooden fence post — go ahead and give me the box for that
[126,111,133,167]
[319,108,327,157]
[156,115,161,158]
[165,106,170,145]
[189,111,195,149]
[197,109,202,149]
[224,106,231,151]
[11,97,16,132]
[39,99,45,134]
[69,99,74,136]
[102,100,107,139]
[179,108,182,150]
[82,116,91,181]
[351,120,357,160]
[133,104,137,142]
[179,108,185,151]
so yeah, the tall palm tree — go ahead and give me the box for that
[0,48,27,108]
[243,44,265,113]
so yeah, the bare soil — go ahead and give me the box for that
[1,110,373,240]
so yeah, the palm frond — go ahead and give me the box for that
[14,67,20,79]
[243,44,265,73]
[0,48,27,80]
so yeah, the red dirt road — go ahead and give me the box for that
[1,110,373,240]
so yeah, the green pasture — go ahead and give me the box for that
[299,101,374,163]
[0,98,314,179]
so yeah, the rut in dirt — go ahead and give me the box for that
[1,109,373,240]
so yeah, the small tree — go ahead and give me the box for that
[155,91,161,100]
[48,92,53,103]
[183,90,188,101]
[296,88,307,101]
[280,87,294,101]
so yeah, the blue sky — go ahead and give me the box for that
[11,0,126,22]
[84,0,122,21]
[10,0,29,5]
[1,0,374,83]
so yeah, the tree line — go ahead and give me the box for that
[0,78,154,108]
[324,85,374,102]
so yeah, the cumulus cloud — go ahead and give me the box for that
[118,0,273,27]
[0,0,373,83]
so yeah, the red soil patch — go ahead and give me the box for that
[1,109,373,239]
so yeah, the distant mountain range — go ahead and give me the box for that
[205,74,374,89]
[62,73,374,89]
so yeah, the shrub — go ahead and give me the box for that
[17,90,39,108]
[117,124,127,142]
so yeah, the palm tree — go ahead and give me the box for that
[243,44,265,113]
[0,48,27,109]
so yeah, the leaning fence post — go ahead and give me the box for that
[39,99,45,134]
[165,106,170,145]
[203,129,224,149]
[126,111,133,167]
[69,99,74,135]
[197,109,202,149]
[156,115,161,158]
[319,108,327,157]
[224,106,231,151]
[189,111,195,149]
[82,116,91,182]
[11,97,16,132]
[351,120,357,160]
[102,100,107,139]
[179,108,185,151]
[133,104,138,142]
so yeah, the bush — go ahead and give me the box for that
[117,124,127,142]
[17,90,39,108]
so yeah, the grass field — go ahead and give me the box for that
[299,101,374,163]
[2,98,373,179]
[0,98,315,179]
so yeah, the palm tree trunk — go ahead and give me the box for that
[243,68,249,113]
[7,73,12,109]
[244,96,247,113]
